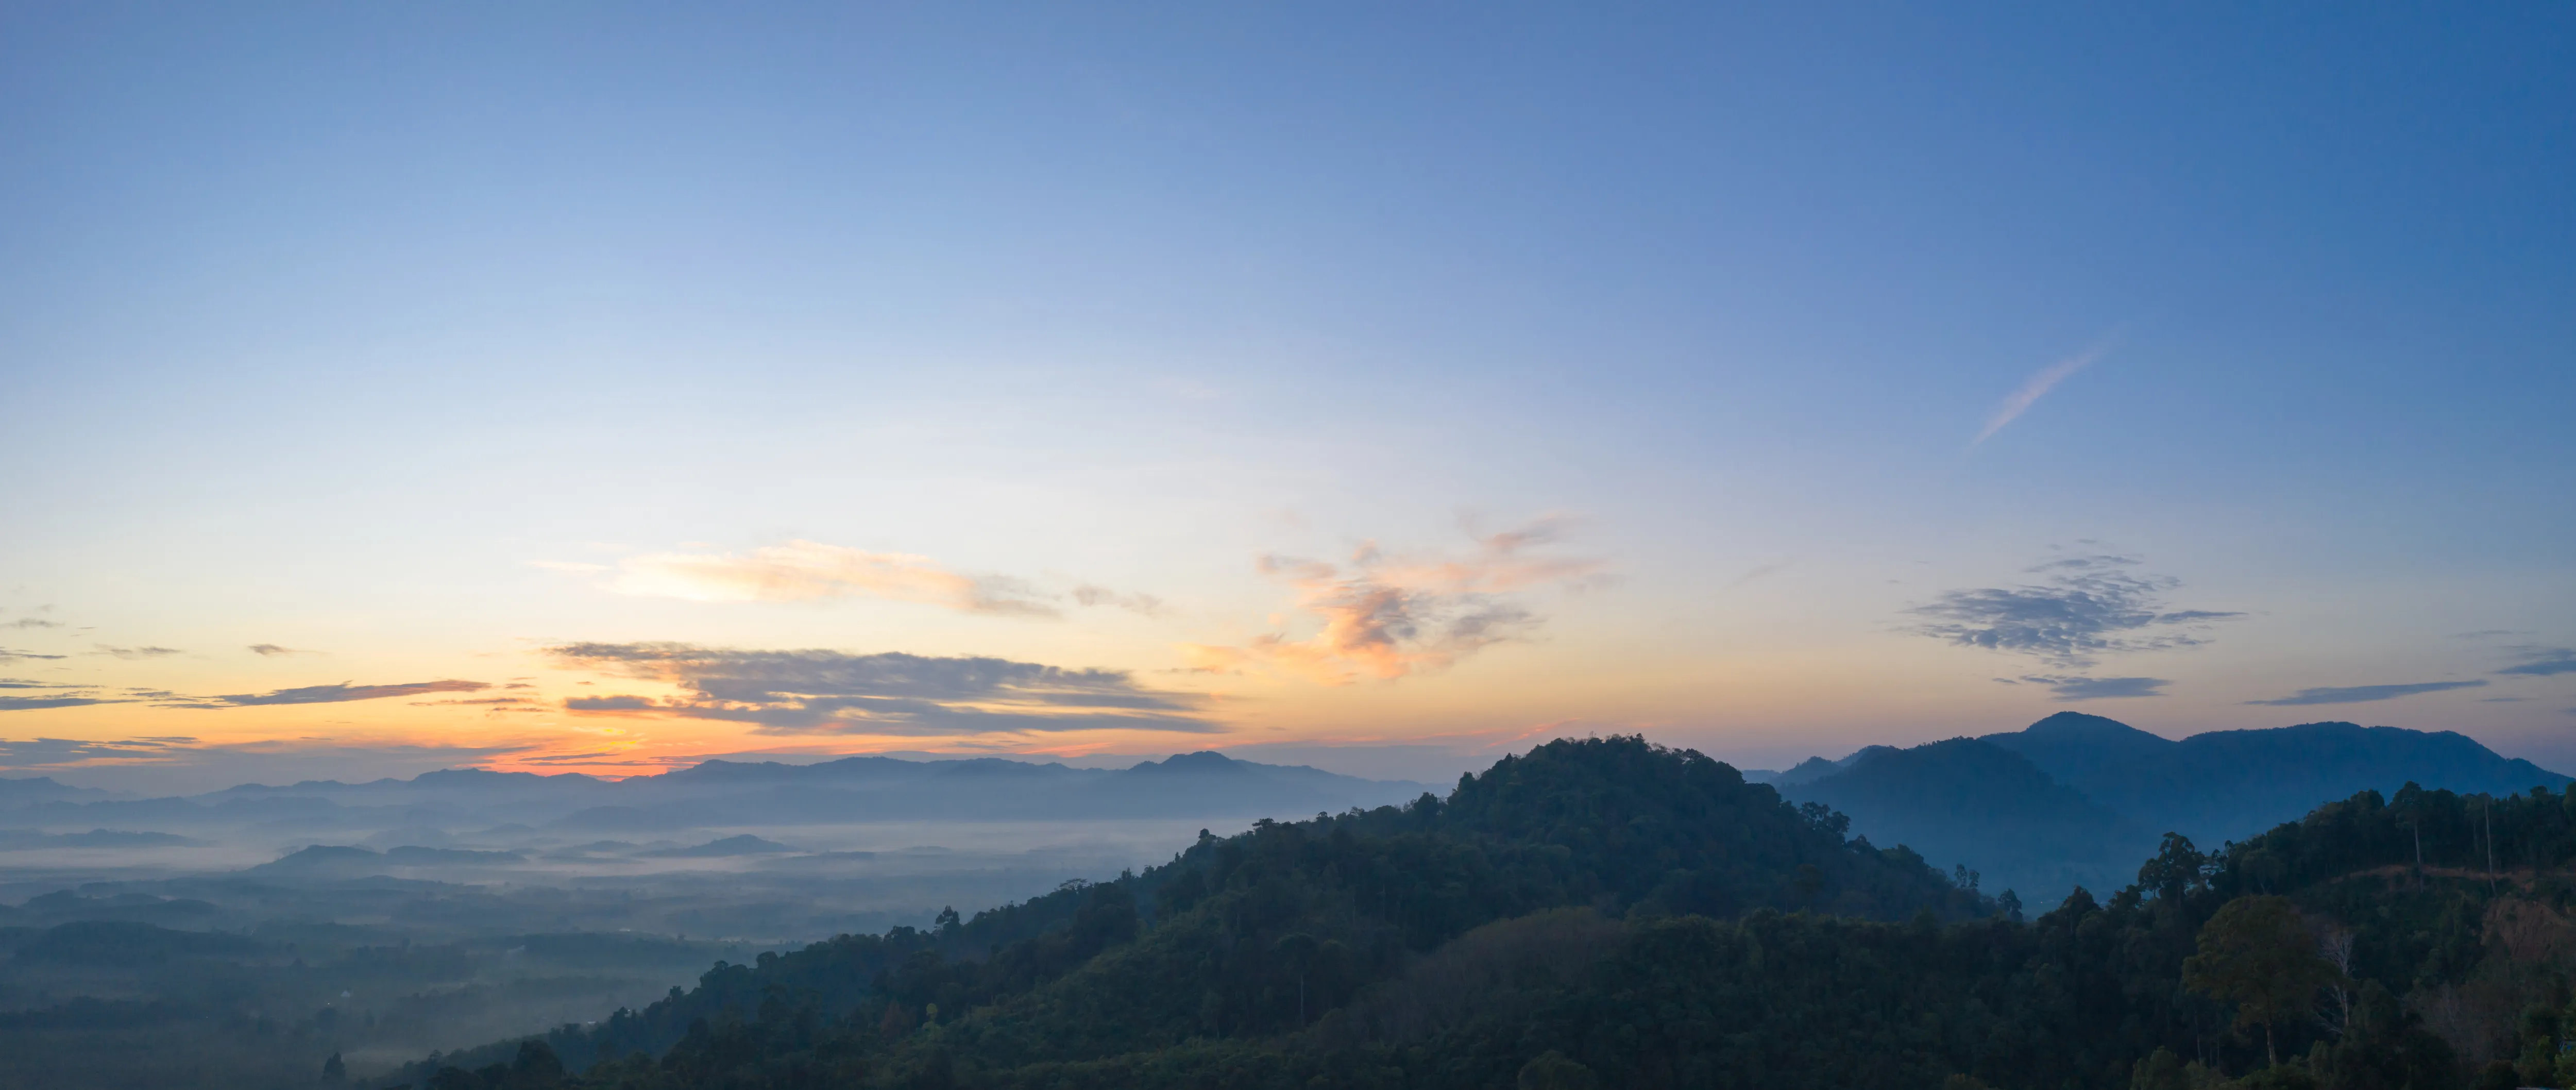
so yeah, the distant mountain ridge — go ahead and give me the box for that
[1,751,1433,873]
[1773,714,2568,900]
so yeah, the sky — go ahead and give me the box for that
[2,4,2571,793]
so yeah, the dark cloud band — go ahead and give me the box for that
[548,642,1214,736]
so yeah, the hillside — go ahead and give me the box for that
[2072,721,2568,845]
[1776,716,2568,901]
[1777,736,2154,898]
[390,736,1984,1084]
[390,741,2576,1090]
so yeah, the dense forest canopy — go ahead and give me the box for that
[386,737,2576,1090]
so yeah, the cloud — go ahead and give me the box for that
[2246,680,2489,707]
[1725,560,1794,590]
[1907,554,2240,667]
[0,695,127,711]
[94,645,183,659]
[3,618,62,629]
[1071,585,1167,617]
[2013,675,2171,700]
[2480,697,2531,703]
[1973,341,2112,445]
[2497,647,2576,677]
[183,679,492,708]
[594,540,1058,617]
[408,696,546,715]
[0,648,66,662]
[247,644,317,657]
[1181,517,1605,685]
[547,642,1215,736]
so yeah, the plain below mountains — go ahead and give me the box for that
[1758,713,2568,900]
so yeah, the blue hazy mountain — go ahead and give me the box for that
[2043,719,2568,846]
[2,751,1431,841]
[1776,714,2567,900]
[1777,737,2154,897]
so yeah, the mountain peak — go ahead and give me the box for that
[2019,711,2157,739]
[1127,751,1248,775]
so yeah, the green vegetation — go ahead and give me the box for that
[372,737,2576,1090]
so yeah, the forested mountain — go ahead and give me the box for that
[387,736,2576,1090]
[1777,715,2567,901]
[2065,721,2567,845]
[1779,736,2154,898]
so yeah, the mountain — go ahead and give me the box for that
[0,776,111,807]
[1757,745,1896,787]
[1777,737,2154,898]
[2064,720,2568,845]
[2,751,1432,844]
[1778,715,2568,900]
[1980,711,2178,784]
[397,740,2540,1090]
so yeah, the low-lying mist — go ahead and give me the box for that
[0,751,1425,1089]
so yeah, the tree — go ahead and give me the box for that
[2315,921,2357,1038]
[1519,1051,1600,1090]
[320,1052,345,1085]
[1274,932,1318,1026]
[2185,895,2335,1066]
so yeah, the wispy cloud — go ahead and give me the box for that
[247,644,318,657]
[2246,680,2488,707]
[0,648,66,662]
[0,695,127,711]
[3,618,62,630]
[1182,516,1604,685]
[2009,674,2171,700]
[1973,341,2113,445]
[548,642,1214,736]
[602,540,1057,615]
[2497,647,2576,677]
[178,679,492,708]
[1071,584,1167,617]
[1907,554,2239,668]
[1725,560,1794,590]
[94,645,183,660]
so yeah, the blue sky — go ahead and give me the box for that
[2,4,2570,788]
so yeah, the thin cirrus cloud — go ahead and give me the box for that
[1971,339,2114,446]
[2007,675,2172,701]
[547,540,1164,619]
[549,641,1215,736]
[247,644,318,657]
[2497,647,2576,677]
[162,679,492,708]
[1906,553,2240,671]
[94,645,183,659]
[0,694,123,711]
[2245,680,2489,707]
[3,618,62,629]
[1182,516,1606,686]
[0,648,66,662]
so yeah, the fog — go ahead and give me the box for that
[0,752,1423,1089]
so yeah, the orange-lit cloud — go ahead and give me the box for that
[601,540,1055,615]
[1183,517,1605,685]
